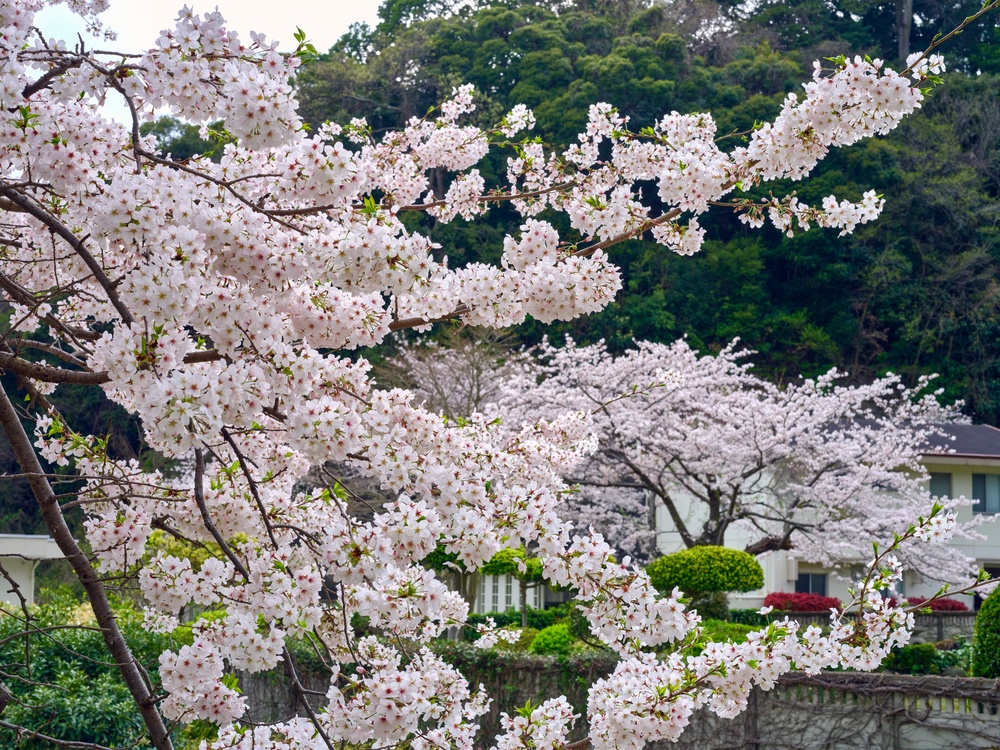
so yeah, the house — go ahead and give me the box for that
[654,423,1000,610]
[0,534,63,607]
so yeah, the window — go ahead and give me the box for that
[929,472,952,498]
[973,474,1000,514]
[795,573,827,596]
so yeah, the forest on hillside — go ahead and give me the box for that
[3,0,999,535]
[293,0,1000,410]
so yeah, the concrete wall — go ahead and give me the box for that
[240,656,1000,749]
[665,672,1000,750]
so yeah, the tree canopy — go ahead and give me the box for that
[288,0,1000,423]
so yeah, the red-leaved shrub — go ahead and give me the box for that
[763,592,842,612]
[905,596,969,612]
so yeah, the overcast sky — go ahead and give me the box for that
[36,1,382,55]
[32,1,383,122]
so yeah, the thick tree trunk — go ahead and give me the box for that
[897,0,914,61]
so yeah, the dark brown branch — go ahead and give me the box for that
[22,57,84,99]
[193,448,250,580]
[0,348,223,385]
[743,534,794,556]
[0,190,135,326]
[0,350,107,384]
[0,719,118,750]
[0,271,101,343]
[219,427,279,548]
[8,337,87,368]
[389,305,471,332]
[282,647,336,750]
[0,387,173,750]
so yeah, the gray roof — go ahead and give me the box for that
[923,423,1000,459]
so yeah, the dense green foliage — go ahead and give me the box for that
[882,642,939,675]
[289,0,1000,425]
[0,593,180,748]
[682,618,754,656]
[881,639,972,675]
[529,622,577,655]
[646,546,764,595]
[972,587,1000,677]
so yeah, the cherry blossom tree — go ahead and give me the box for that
[377,330,525,419]
[0,2,995,749]
[495,337,982,582]
[381,333,657,561]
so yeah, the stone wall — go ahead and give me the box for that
[240,651,1000,749]
[665,672,1000,750]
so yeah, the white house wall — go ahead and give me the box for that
[474,573,543,614]
[0,557,36,608]
[651,457,1000,610]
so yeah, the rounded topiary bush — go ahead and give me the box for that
[646,546,763,621]
[529,622,576,656]
[646,546,764,596]
[972,587,1000,677]
[498,626,539,653]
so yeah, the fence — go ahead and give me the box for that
[666,672,1000,749]
[776,611,977,643]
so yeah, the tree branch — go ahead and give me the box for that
[0,190,135,326]
[0,386,173,750]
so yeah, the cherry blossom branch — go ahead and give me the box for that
[0,190,135,326]
[219,427,279,548]
[0,387,173,750]
[193,448,250,581]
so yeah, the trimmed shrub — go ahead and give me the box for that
[905,596,969,612]
[646,546,764,595]
[729,609,770,627]
[498,626,539,652]
[934,637,972,676]
[763,592,842,612]
[882,643,939,675]
[972,587,1000,677]
[690,590,731,621]
[702,618,754,643]
[529,622,576,656]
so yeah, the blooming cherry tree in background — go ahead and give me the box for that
[495,337,981,580]
[380,333,657,561]
[0,1,997,749]
[378,330,526,420]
